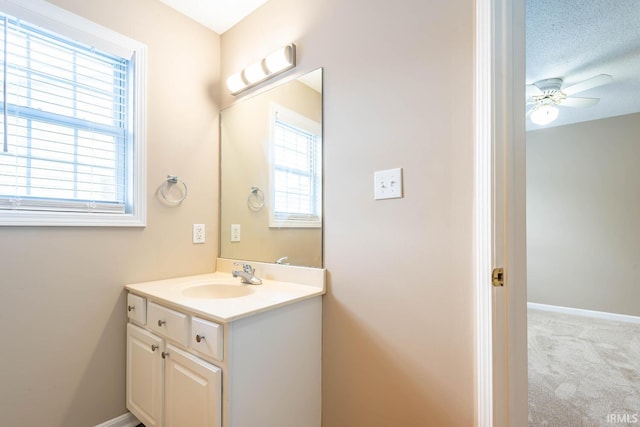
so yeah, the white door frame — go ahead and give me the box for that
[475,0,527,426]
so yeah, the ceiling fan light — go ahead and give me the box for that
[530,104,559,125]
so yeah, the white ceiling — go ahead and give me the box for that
[157,0,268,34]
[526,0,640,130]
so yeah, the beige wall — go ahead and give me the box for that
[0,0,477,425]
[222,0,475,425]
[0,1,220,426]
[527,113,640,316]
[220,78,322,267]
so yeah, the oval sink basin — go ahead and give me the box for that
[182,284,254,299]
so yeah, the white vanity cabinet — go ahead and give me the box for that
[126,300,222,427]
[125,289,322,427]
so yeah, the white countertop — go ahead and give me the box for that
[125,261,325,323]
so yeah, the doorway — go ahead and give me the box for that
[525,0,640,424]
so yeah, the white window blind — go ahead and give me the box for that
[270,103,321,228]
[0,11,131,215]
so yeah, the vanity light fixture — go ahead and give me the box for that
[226,44,296,95]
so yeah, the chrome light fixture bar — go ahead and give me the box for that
[226,44,296,95]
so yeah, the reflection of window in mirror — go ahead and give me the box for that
[269,103,322,228]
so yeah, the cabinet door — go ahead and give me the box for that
[127,323,164,427]
[164,344,221,427]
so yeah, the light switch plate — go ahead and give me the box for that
[374,168,403,200]
[230,224,241,242]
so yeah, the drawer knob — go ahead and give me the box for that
[127,305,135,312]
[151,344,158,352]
[196,334,205,343]
[157,320,166,327]
[161,351,169,359]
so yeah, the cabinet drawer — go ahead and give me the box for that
[147,302,189,346]
[127,294,147,325]
[190,317,223,361]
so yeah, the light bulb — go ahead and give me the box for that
[226,72,246,94]
[530,104,559,125]
[243,60,267,84]
[265,45,293,73]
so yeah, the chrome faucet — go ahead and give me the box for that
[275,256,289,265]
[232,262,262,285]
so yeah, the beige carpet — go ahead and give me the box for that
[528,306,640,426]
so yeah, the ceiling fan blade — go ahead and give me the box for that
[526,84,542,96]
[561,97,600,107]
[562,74,612,96]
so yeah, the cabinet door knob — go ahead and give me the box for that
[127,305,135,312]
[196,334,205,343]
[157,320,166,327]
[151,344,158,352]
[161,351,169,359]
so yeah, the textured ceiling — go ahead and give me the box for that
[526,0,640,130]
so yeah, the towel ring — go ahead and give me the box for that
[248,186,264,211]
[159,175,188,205]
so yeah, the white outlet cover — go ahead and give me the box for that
[193,223,205,243]
[230,224,241,242]
[374,168,403,200]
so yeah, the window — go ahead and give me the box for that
[0,0,146,226]
[269,103,321,228]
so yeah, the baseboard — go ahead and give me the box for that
[94,412,140,427]
[528,302,640,324]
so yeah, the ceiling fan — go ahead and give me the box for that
[526,74,613,125]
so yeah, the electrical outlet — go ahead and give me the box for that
[231,224,241,242]
[374,168,403,200]
[193,224,205,243]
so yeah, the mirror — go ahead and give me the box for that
[220,68,323,268]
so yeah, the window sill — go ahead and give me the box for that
[269,220,322,229]
[0,210,146,227]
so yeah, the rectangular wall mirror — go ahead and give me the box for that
[220,68,323,267]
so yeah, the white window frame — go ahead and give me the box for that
[269,102,322,229]
[0,0,146,227]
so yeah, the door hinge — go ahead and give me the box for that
[492,267,504,287]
